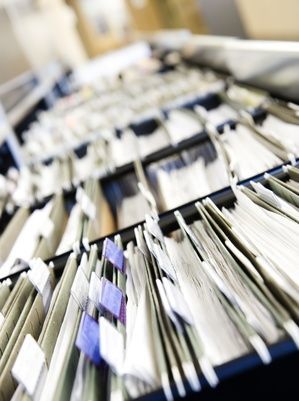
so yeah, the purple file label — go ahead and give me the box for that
[119,296,126,325]
[100,278,122,319]
[103,238,125,273]
[76,313,101,365]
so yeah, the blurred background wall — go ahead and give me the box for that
[198,0,246,37]
[0,9,30,85]
[126,0,208,34]
[1,0,299,86]
[236,0,299,40]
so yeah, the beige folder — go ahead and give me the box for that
[34,194,67,260]
[0,288,36,374]
[83,180,115,242]
[0,278,33,359]
[38,255,77,364]
[0,208,29,265]
[16,256,78,401]
[0,284,10,311]
[1,277,24,317]
[0,293,45,401]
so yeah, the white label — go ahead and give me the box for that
[12,334,46,397]
[162,278,193,325]
[3,278,12,286]
[99,317,124,375]
[28,259,52,311]
[28,259,50,294]
[145,214,164,242]
[76,187,96,220]
[153,244,177,282]
[251,182,281,209]
[71,267,89,310]
[40,217,54,239]
[88,272,102,306]
[82,237,90,251]
[72,240,81,255]
[0,312,5,330]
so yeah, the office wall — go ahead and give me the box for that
[0,10,30,85]
[127,0,207,34]
[236,0,299,39]
[8,0,87,70]
[198,0,246,37]
[0,0,87,88]
[68,0,129,57]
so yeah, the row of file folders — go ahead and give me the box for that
[1,67,299,211]
[1,92,299,278]
[0,164,299,401]
[0,61,299,401]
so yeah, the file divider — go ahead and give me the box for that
[135,337,298,401]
